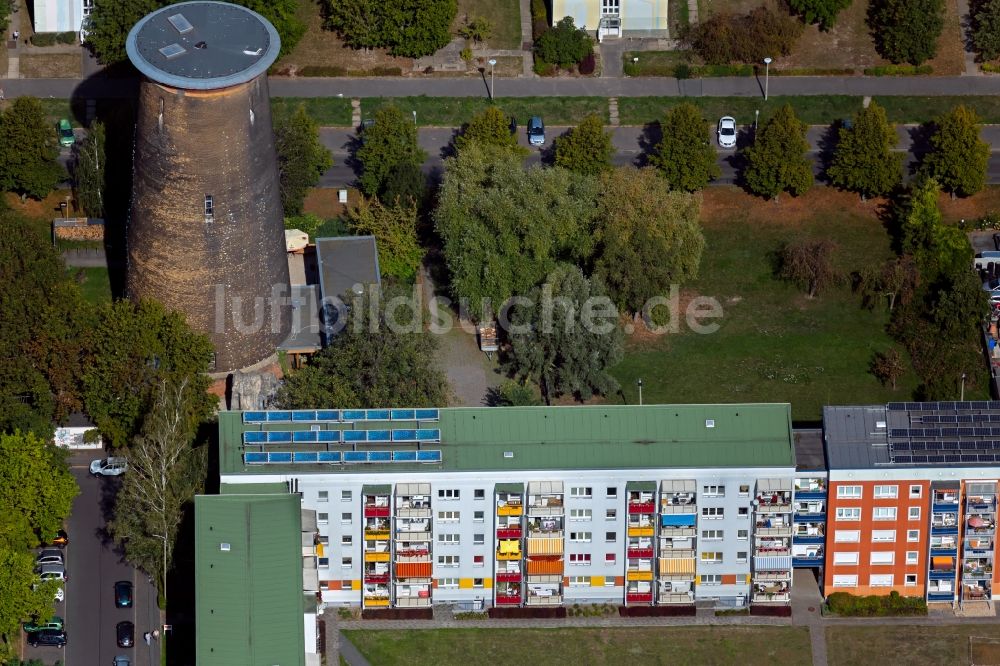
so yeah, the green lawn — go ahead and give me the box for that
[827,625,1000,666]
[455,0,522,49]
[345,627,813,666]
[271,97,354,126]
[610,208,919,422]
[360,96,609,126]
[617,96,863,126]
[67,266,113,304]
[872,95,1000,124]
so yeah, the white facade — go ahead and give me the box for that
[31,0,92,34]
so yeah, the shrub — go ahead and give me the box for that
[825,591,927,616]
[534,58,556,76]
[56,31,77,44]
[535,16,593,69]
[531,0,549,40]
[579,52,596,75]
[868,0,945,65]
[459,16,493,43]
[298,65,348,77]
[684,6,802,64]
[983,62,1000,72]
[461,47,473,62]
[454,611,488,620]
[31,33,58,47]
[863,64,933,75]
[674,62,693,78]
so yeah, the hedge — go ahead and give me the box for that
[825,591,927,616]
[863,64,933,76]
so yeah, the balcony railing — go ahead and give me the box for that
[364,529,391,539]
[363,573,390,584]
[626,592,654,604]
[395,597,431,607]
[364,505,391,518]
[929,569,956,580]
[628,526,655,537]
[363,597,390,607]
[626,570,654,581]
[364,552,390,563]
[526,594,563,606]
[498,504,523,516]
[395,507,432,519]
[752,593,790,603]
[496,571,522,583]
[628,501,656,514]
[495,594,521,605]
[927,591,955,602]
[755,525,792,537]
[754,571,792,581]
[497,550,522,561]
[496,527,522,539]
[962,567,993,580]
[627,547,655,559]
[658,592,694,604]
[395,531,432,542]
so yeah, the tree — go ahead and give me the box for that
[324,0,457,57]
[868,0,944,65]
[534,16,593,69]
[650,103,721,192]
[85,0,305,65]
[553,114,614,176]
[276,286,450,408]
[789,0,852,30]
[857,255,920,311]
[274,105,333,216]
[285,213,325,241]
[972,0,1000,60]
[73,120,106,218]
[0,97,65,200]
[827,102,903,199]
[870,348,906,390]
[504,265,623,403]
[899,178,972,279]
[109,379,205,605]
[434,144,598,320]
[741,104,813,200]
[458,16,493,44]
[488,380,543,406]
[379,162,427,207]
[780,238,839,298]
[83,299,216,448]
[345,197,424,283]
[592,167,704,315]
[684,7,802,64]
[356,105,427,199]
[0,0,12,34]
[454,106,522,153]
[922,105,990,198]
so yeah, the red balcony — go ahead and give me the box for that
[496,571,522,583]
[627,547,654,559]
[496,527,522,539]
[364,505,390,518]
[626,592,654,603]
[495,595,521,605]
[364,573,390,584]
[628,501,656,514]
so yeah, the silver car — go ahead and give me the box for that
[36,549,64,567]
[717,116,737,149]
[90,457,128,476]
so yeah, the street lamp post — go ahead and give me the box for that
[754,109,759,133]
[961,373,967,401]
[637,379,643,406]
[763,57,772,101]
[412,110,417,125]
[488,58,497,100]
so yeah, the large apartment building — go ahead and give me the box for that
[216,404,799,614]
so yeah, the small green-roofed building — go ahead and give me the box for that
[195,493,307,666]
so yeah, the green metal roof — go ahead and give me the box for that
[220,482,289,495]
[220,404,795,476]
[195,493,305,666]
[495,482,524,494]
[361,484,392,495]
[626,481,657,492]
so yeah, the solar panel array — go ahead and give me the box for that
[242,428,441,445]
[243,408,440,424]
[886,402,1000,466]
[244,450,442,465]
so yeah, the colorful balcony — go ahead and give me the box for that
[364,529,391,539]
[395,562,432,578]
[364,552,390,563]
[628,526,655,537]
[364,597,390,607]
[526,558,564,575]
[395,547,430,559]
[497,540,522,560]
[658,556,696,577]
[364,505,391,518]
[628,501,656,514]
[496,571,522,583]
[495,594,521,605]
[527,537,563,556]
[627,547,655,559]
[626,570,654,582]
[927,591,955,602]
[626,592,653,604]
[496,527,522,539]
[498,504,523,517]
[526,594,563,606]
[364,573,390,584]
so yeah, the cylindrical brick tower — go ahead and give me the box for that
[126,1,291,373]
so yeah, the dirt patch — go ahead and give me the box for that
[18,52,81,78]
[939,188,1000,222]
[3,190,80,221]
[623,289,706,347]
[970,637,1000,666]
[701,186,885,226]
[925,0,967,76]
[303,187,357,218]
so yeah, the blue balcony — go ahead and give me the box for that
[929,569,956,580]
[793,556,824,567]
[794,513,826,523]
[930,546,958,557]
[927,591,955,602]
[931,525,959,536]
[933,503,960,513]
[793,534,826,545]
[794,490,826,500]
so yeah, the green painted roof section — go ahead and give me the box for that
[362,484,392,495]
[626,481,657,492]
[495,482,524,494]
[220,404,795,475]
[220,482,289,495]
[195,494,305,666]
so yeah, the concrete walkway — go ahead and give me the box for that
[956,0,979,76]
[518,0,534,76]
[339,633,372,666]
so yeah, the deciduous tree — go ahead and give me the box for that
[779,238,839,298]
[827,102,902,199]
[356,105,427,199]
[504,265,623,403]
[857,255,920,311]
[922,105,990,198]
[868,0,944,65]
[0,548,62,662]
[274,105,333,216]
[870,348,906,390]
[73,120,106,218]
[346,197,424,283]
[650,103,720,192]
[788,0,852,30]
[0,96,65,200]
[742,105,813,200]
[972,0,1000,60]
[458,16,493,44]
[684,7,802,64]
[592,167,704,315]
[454,106,521,153]
[553,114,614,175]
[534,16,593,68]
[899,178,972,279]
[325,0,457,57]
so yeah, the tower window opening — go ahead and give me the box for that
[204,195,214,222]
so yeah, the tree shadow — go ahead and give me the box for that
[906,122,935,177]
[343,134,365,187]
[539,129,569,167]
[636,121,662,168]
[816,122,842,184]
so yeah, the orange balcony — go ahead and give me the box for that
[395,562,432,578]
[526,558,564,575]
[628,526,655,537]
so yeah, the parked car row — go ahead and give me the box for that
[25,545,68,648]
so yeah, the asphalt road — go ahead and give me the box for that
[317,124,1000,188]
[23,460,161,666]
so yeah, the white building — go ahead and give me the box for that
[31,0,93,35]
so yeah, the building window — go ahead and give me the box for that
[702,485,725,497]
[437,555,460,567]
[473,534,485,545]
[605,577,616,587]
[738,484,750,497]
[318,536,330,546]
[83,0,95,16]
[870,551,894,565]
[439,577,459,588]
[606,509,617,520]
[606,486,618,498]
[834,530,860,542]
[909,485,922,498]
[874,485,898,499]
[341,512,352,524]
[908,507,921,521]
[318,557,329,568]
[832,575,857,587]
[473,578,484,588]
[833,552,859,565]
[701,574,722,585]
[437,533,460,544]
[700,552,723,564]
[473,511,484,522]
[736,574,748,585]
[438,489,460,500]
[341,557,352,568]
[474,489,485,500]
[737,507,749,518]
[869,574,893,587]
[341,535,352,546]
[736,551,748,563]
[317,512,329,525]
[905,573,918,586]
[601,0,620,16]
[906,551,919,565]
[473,555,485,567]
[570,509,593,521]
[873,507,897,521]
[204,194,214,222]
[569,553,592,565]
[318,491,329,503]
[837,485,862,499]
[605,553,616,563]
[835,508,861,521]
[437,511,460,522]
[569,576,591,586]
[701,530,724,541]
[907,529,920,542]
[737,529,749,540]
[701,507,724,520]
[570,532,592,543]
[605,531,616,543]
[341,490,352,501]
[570,487,593,498]
[871,530,896,543]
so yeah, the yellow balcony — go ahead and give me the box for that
[628,527,655,537]
[498,505,523,516]
[497,550,522,561]
[527,537,563,556]
[364,530,391,539]
[365,552,390,563]
[364,598,390,607]
[626,570,654,582]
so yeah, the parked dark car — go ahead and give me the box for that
[114,581,133,608]
[116,621,134,648]
[28,629,66,647]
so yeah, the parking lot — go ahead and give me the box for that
[22,458,162,665]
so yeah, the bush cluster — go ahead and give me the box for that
[31,30,81,46]
[683,7,802,65]
[567,603,617,617]
[454,611,489,620]
[534,16,593,70]
[863,64,933,75]
[298,65,403,77]
[825,591,928,616]
[531,0,549,40]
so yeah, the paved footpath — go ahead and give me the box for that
[6,74,1000,100]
